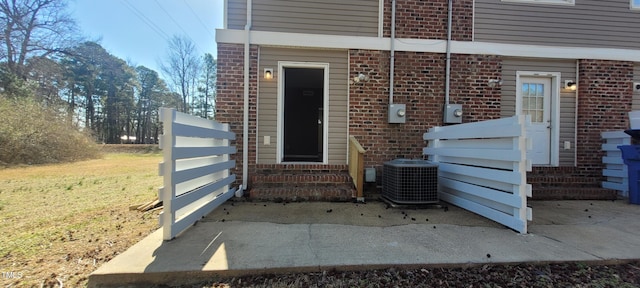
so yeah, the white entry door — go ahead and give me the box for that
[520,77,551,165]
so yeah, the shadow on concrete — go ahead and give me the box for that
[88,200,640,287]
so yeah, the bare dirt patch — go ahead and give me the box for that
[0,153,162,287]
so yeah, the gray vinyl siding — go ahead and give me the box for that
[227,0,379,37]
[634,64,640,110]
[258,47,348,164]
[501,58,576,166]
[227,0,247,30]
[475,0,640,50]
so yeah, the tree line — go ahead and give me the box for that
[0,0,216,145]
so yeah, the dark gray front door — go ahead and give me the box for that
[283,67,324,162]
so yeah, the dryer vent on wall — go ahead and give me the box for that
[382,159,438,204]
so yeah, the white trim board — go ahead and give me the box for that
[216,29,640,62]
[378,0,384,38]
[501,0,574,6]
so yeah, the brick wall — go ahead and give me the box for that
[576,59,634,180]
[349,50,501,176]
[383,0,473,41]
[216,43,258,186]
[449,54,502,122]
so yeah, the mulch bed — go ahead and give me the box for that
[169,261,640,287]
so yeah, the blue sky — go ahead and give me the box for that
[69,0,224,75]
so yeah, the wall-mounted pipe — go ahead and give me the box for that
[242,0,252,190]
[445,0,452,106]
[389,0,396,104]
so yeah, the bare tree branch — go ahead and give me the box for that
[0,0,79,79]
[160,35,201,113]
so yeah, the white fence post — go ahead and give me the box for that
[423,116,532,233]
[158,108,237,240]
[601,131,630,197]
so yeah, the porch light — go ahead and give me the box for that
[353,73,369,83]
[564,80,577,91]
[487,79,502,87]
[264,68,273,80]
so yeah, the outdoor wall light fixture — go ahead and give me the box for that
[264,68,273,80]
[487,79,502,87]
[564,80,577,91]
[353,73,369,83]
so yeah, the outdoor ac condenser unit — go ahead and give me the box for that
[382,159,438,204]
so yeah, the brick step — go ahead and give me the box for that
[528,177,602,187]
[250,173,352,185]
[249,184,355,202]
[532,187,618,200]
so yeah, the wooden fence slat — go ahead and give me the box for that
[172,187,236,237]
[424,147,521,162]
[439,191,526,233]
[424,124,522,140]
[438,162,524,186]
[173,146,237,159]
[172,160,235,186]
[159,108,237,240]
[173,122,236,140]
[439,177,522,208]
[424,116,526,140]
[603,169,626,178]
[424,115,529,233]
[174,175,236,209]
[601,130,630,198]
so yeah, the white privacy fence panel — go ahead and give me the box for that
[159,108,237,240]
[601,131,630,197]
[423,116,532,233]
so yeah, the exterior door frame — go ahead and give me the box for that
[516,71,561,167]
[276,61,330,164]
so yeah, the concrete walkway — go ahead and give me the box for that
[88,200,640,287]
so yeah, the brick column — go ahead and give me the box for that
[577,59,633,178]
[216,43,258,187]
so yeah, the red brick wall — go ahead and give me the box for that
[216,43,258,186]
[576,59,634,180]
[383,0,473,41]
[349,50,501,175]
[449,54,502,122]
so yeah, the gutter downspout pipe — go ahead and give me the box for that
[243,0,252,191]
[390,0,396,104]
[445,0,452,106]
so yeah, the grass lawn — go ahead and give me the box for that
[0,153,162,287]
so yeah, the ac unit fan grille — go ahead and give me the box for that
[382,159,438,204]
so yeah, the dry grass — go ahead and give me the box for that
[0,97,101,165]
[0,153,162,287]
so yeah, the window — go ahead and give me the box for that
[633,0,640,10]
[502,0,574,5]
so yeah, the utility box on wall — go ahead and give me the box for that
[444,104,463,124]
[389,104,406,123]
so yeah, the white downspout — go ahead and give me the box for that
[390,0,396,104]
[445,0,452,105]
[243,0,252,190]
[574,59,579,167]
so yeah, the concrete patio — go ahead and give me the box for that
[88,199,640,287]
